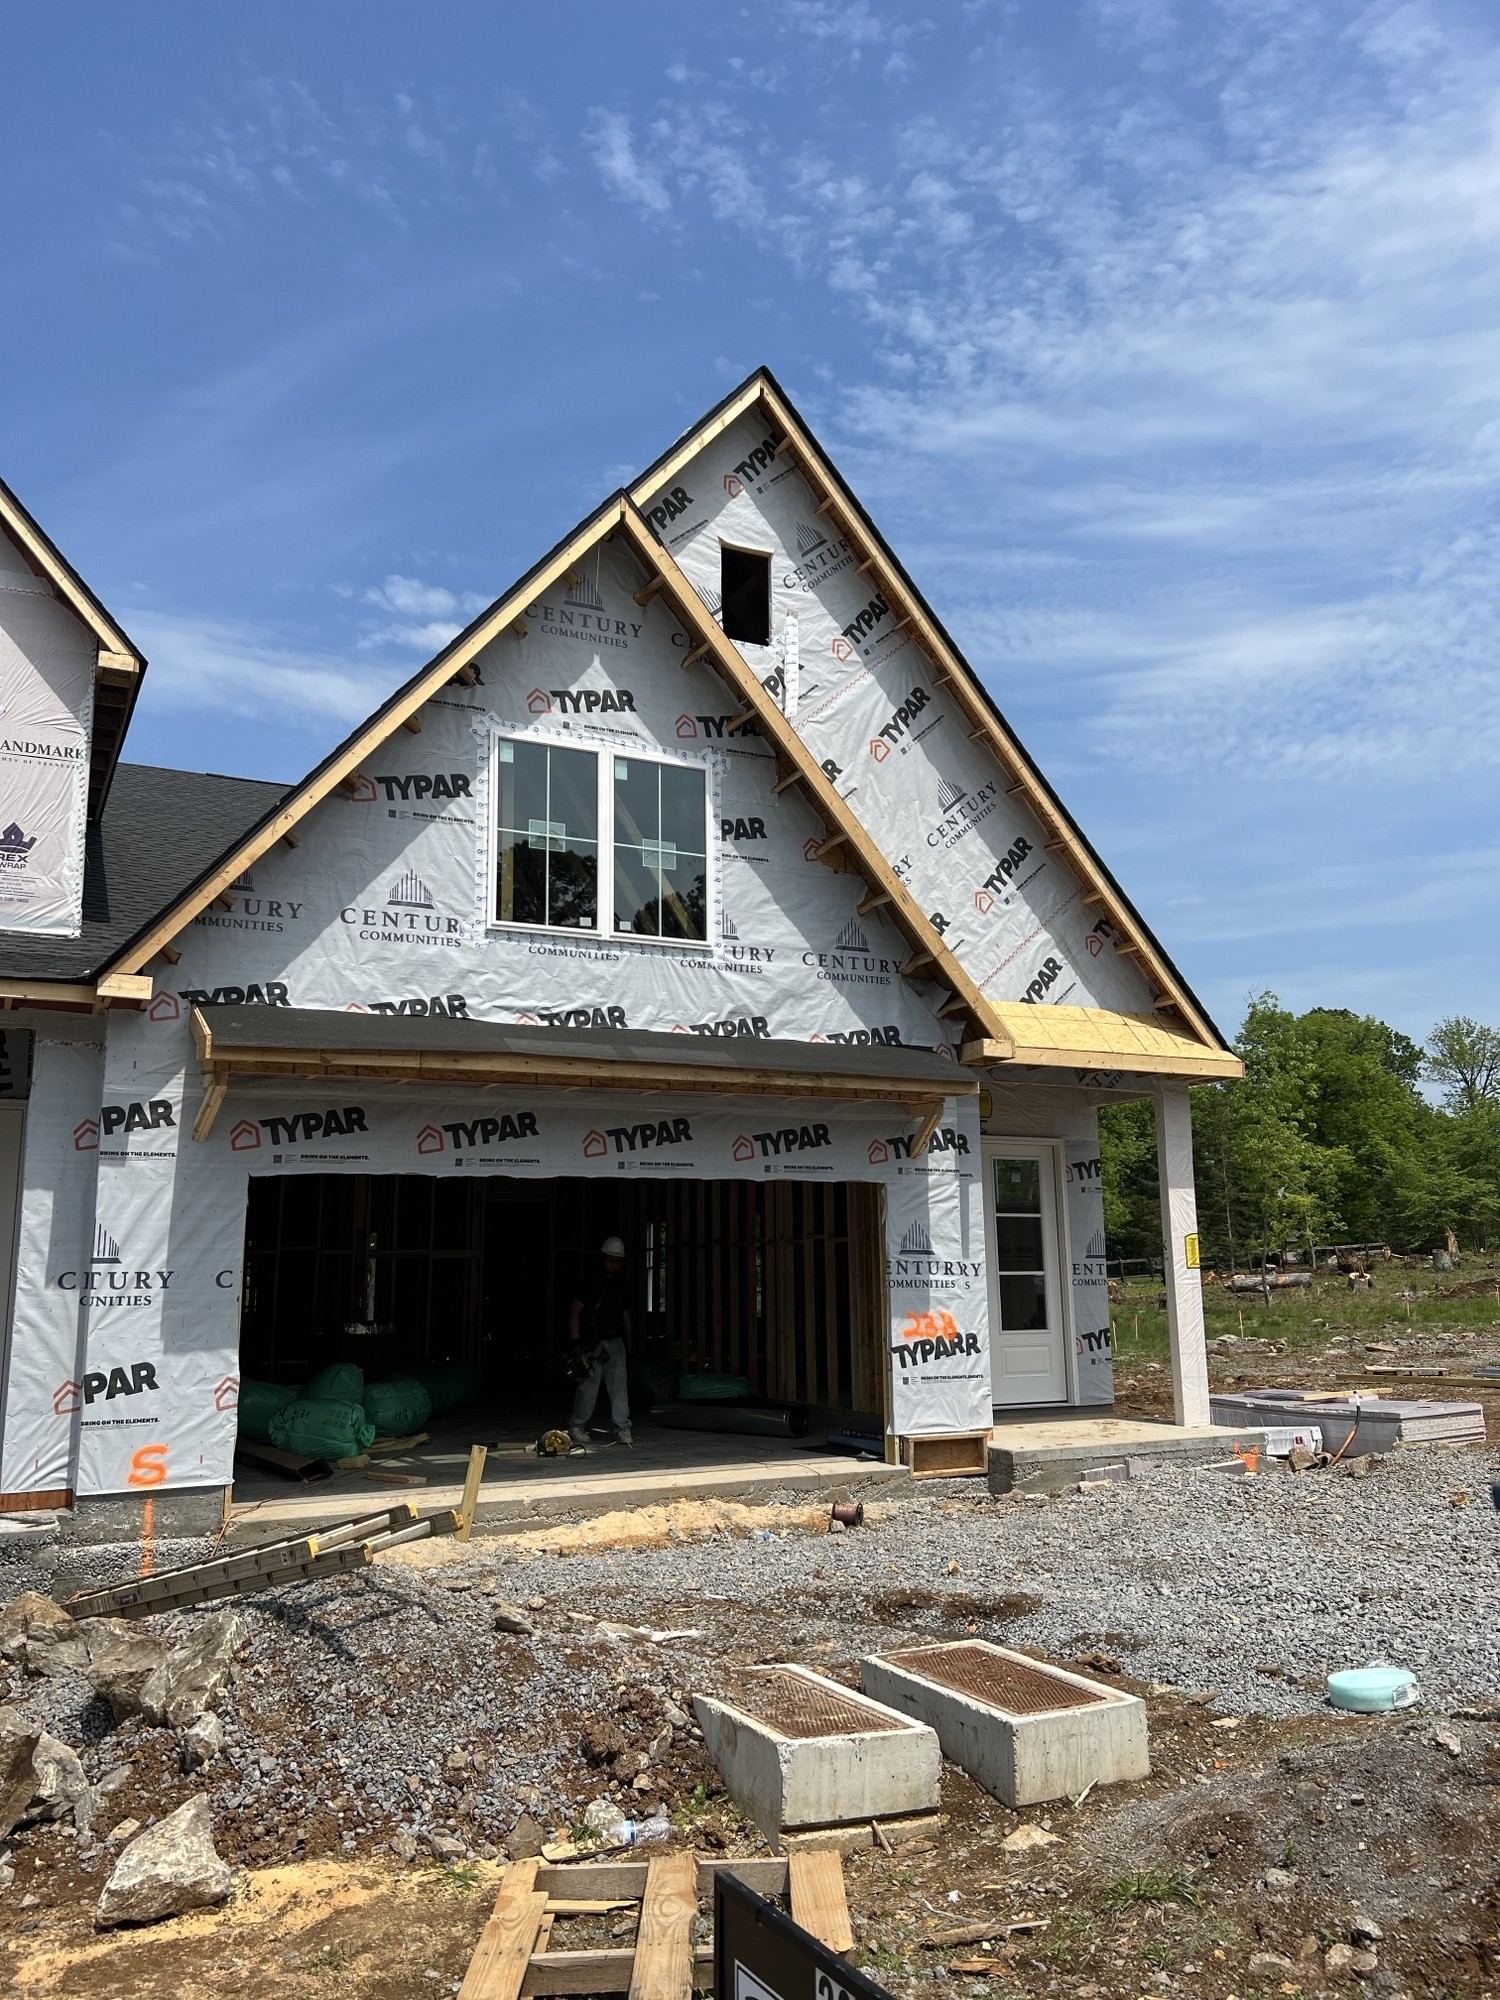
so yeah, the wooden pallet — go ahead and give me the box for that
[458,1853,853,2000]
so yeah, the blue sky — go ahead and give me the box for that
[3,1,1497,1046]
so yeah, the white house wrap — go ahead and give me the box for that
[0,369,1242,1515]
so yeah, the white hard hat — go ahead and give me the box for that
[600,1235,626,1259]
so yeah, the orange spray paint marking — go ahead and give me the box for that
[128,1443,169,1488]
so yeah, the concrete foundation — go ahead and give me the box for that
[693,1664,940,1842]
[987,1416,1263,1495]
[860,1640,1149,1808]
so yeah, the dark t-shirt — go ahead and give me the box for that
[576,1270,630,1344]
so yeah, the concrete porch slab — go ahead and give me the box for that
[987,1416,1263,1495]
[226,1444,909,1546]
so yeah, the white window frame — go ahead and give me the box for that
[487,728,716,949]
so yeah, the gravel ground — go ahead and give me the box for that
[5,1444,1497,1875]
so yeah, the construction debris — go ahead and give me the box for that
[1209,1391,1486,1454]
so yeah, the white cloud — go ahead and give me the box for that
[587,111,672,217]
[131,609,405,727]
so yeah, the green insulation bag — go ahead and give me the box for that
[304,1362,364,1405]
[269,1398,376,1461]
[677,1372,755,1401]
[361,1375,433,1439]
[237,1378,298,1444]
[409,1363,482,1415]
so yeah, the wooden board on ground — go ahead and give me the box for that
[629,1852,698,2000]
[459,1856,548,2000]
[788,1850,854,1953]
[461,1851,846,1999]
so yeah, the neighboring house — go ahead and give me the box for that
[0,369,1241,1530]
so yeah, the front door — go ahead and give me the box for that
[983,1143,1068,1407]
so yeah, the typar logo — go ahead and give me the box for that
[738,1123,831,1159]
[343,774,378,802]
[214,1376,239,1412]
[431,1113,541,1152]
[1085,915,1121,958]
[147,992,181,1024]
[230,1119,260,1151]
[686,1014,769,1038]
[417,1124,444,1155]
[1020,955,1066,1004]
[100,1099,176,1139]
[529,1005,628,1029]
[841,592,890,653]
[645,484,694,533]
[725,430,785,496]
[869,686,930,759]
[73,1117,99,1152]
[178,983,289,1008]
[238,1107,369,1151]
[528,689,552,714]
[974,835,1035,913]
[731,1134,755,1162]
[867,1139,890,1166]
[831,634,855,663]
[590,1118,692,1156]
[53,1363,161,1409]
[892,1308,981,1367]
[676,714,698,738]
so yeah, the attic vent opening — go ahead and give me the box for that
[720,545,771,647]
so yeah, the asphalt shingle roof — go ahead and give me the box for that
[0,762,290,982]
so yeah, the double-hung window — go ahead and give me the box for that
[491,735,710,944]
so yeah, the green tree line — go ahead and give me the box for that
[1099,998,1500,1268]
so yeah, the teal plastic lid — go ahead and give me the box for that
[1326,1665,1420,1712]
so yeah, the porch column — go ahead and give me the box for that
[1153,1082,1210,1428]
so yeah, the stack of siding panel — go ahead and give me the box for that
[1209,1391,1485,1455]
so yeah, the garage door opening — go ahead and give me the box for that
[233,1173,887,1491]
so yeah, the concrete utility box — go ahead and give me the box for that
[861,1640,1149,1808]
[692,1664,941,1839]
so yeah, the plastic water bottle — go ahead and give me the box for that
[622,1813,671,1846]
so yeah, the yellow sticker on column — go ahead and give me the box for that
[1184,1232,1201,1269]
[978,1089,992,1122]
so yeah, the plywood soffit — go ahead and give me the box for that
[965,1002,1244,1082]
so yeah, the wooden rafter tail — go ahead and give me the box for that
[401,715,422,734]
[156,941,182,967]
[773,765,804,793]
[681,640,711,669]
[857,888,891,914]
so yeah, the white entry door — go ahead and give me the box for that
[983,1142,1068,1407]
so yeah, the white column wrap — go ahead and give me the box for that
[1153,1082,1210,1427]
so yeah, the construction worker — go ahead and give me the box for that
[568,1235,633,1446]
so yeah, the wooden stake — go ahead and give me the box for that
[457,1443,488,1542]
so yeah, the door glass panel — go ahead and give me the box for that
[992,1158,1041,1211]
[992,1214,1045,1266]
[991,1155,1050,1331]
[998,1272,1049,1330]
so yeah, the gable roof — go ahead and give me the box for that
[87,370,1239,1082]
[0,474,147,818]
[0,763,290,984]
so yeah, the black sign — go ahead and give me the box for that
[714,1870,895,2000]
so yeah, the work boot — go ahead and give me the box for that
[616,1429,633,1448]
[568,1427,590,1447]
